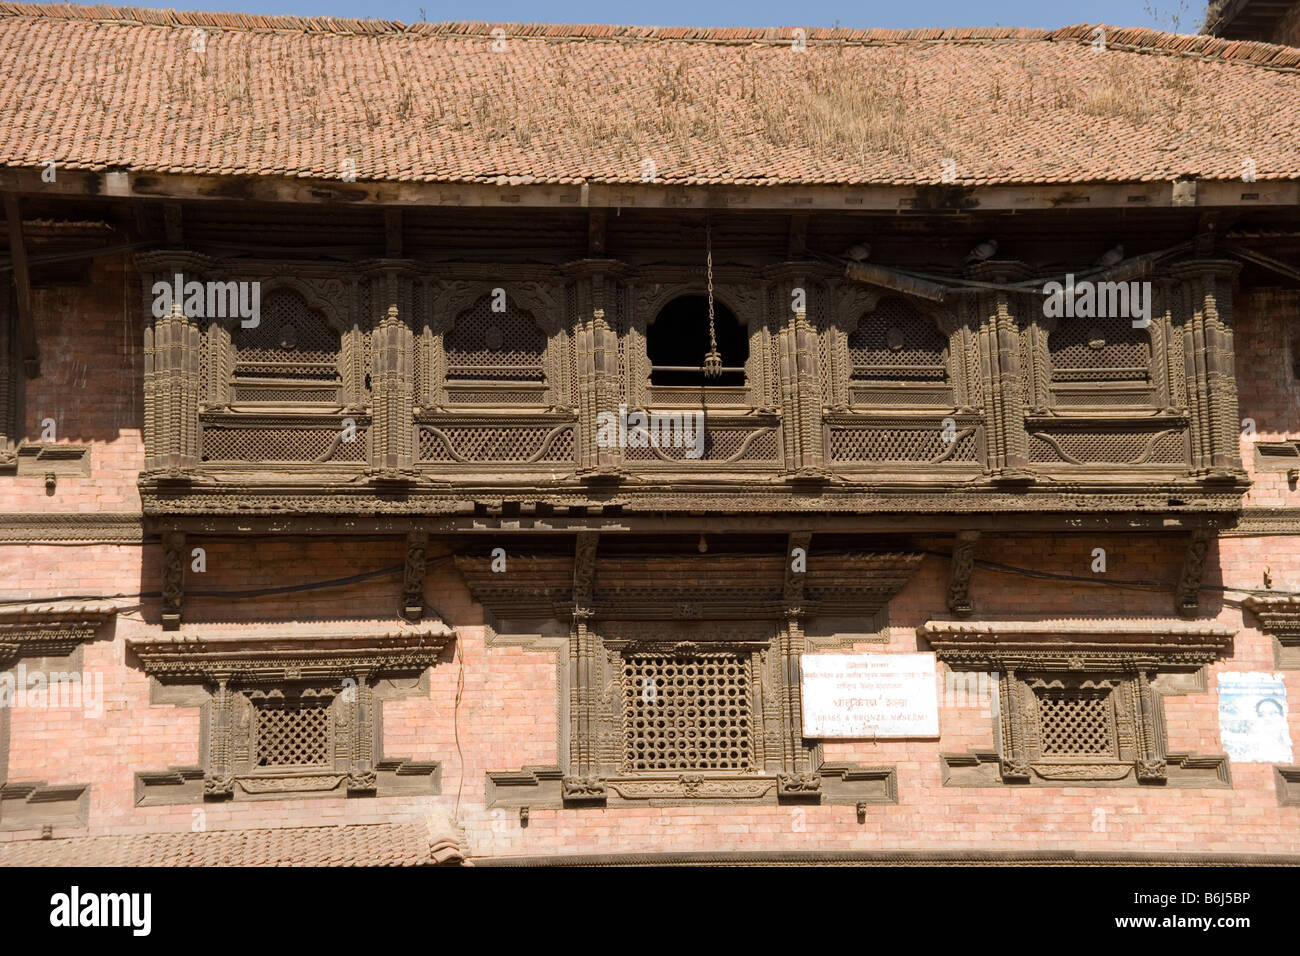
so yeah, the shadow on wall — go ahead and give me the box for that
[18,255,145,445]
[897,532,1226,643]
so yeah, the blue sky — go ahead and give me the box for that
[58,0,1208,31]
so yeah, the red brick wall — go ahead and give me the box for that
[2,265,1298,860]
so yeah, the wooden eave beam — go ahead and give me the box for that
[2,192,38,378]
[2,168,1297,213]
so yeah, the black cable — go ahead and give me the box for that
[0,547,1285,610]
[0,554,456,606]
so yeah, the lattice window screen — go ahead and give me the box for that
[1049,315,1150,382]
[621,652,754,772]
[232,289,342,381]
[445,295,545,382]
[254,697,333,769]
[849,301,948,381]
[1036,689,1117,757]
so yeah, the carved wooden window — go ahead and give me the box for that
[848,300,948,383]
[251,690,333,770]
[129,630,452,805]
[1035,683,1118,757]
[1049,314,1150,385]
[230,289,343,404]
[622,651,755,772]
[445,295,545,383]
[924,620,1233,788]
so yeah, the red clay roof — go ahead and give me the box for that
[0,821,466,866]
[0,5,1298,187]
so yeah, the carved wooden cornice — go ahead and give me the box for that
[920,618,1234,669]
[1242,594,1300,635]
[0,514,143,542]
[0,604,119,664]
[1242,594,1300,668]
[128,626,454,683]
[456,551,922,621]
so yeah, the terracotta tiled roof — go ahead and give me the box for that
[0,6,1298,187]
[0,822,466,866]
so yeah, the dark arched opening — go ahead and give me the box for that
[647,295,748,387]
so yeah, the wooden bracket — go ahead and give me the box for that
[573,530,599,609]
[162,531,186,631]
[587,209,606,256]
[384,208,402,258]
[784,531,811,617]
[163,201,183,246]
[402,530,428,622]
[787,212,809,259]
[1175,528,1214,619]
[946,531,979,617]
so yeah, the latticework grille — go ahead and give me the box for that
[232,290,342,379]
[255,699,332,768]
[445,296,545,381]
[623,427,777,462]
[849,303,948,381]
[202,426,367,462]
[1037,690,1115,757]
[622,653,754,772]
[418,424,573,463]
[445,388,546,406]
[1029,428,1186,464]
[829,426,978,463]
[1050,315,1149,381]
[232,383,341,403]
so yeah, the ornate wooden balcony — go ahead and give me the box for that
[135,251,1248,529]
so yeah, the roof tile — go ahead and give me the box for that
[0,6,1297,187]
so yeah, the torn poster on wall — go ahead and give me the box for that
[1217,672,1292,764]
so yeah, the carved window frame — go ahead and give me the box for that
[459,545,920,810]
[923,620,1234,788]
[1020,281,1194,472]
[837,292,961,410]
[822,286,983,471]
[422,280,566,411]
[219,281,350,413]
[628,277,774,413]
[409,279,577,471]
[129,630,453,804]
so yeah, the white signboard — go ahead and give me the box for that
[800,653,939,738]
[1218,672,1292,764]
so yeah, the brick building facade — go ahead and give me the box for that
[0,7,1299,865]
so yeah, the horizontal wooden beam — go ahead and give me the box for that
[144,510,1237,536]
[1,167,1295,213]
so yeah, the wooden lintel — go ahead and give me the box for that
[145,511,1238,537]
[2,192,38,378]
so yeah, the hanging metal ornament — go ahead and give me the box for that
[702,221,723,379]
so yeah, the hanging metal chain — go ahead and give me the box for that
[703,220,722,378]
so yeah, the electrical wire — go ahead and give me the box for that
[0,548,1288,610]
